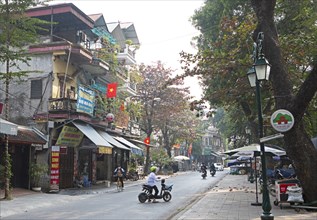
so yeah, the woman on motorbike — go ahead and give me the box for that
[146,166,160,203]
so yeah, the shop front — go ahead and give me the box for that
[55,121,112,189]
[0,123,46,190]
[97,130,131,179]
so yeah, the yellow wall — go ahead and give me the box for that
[52,53,77,98]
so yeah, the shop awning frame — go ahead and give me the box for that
[113,136,143,155]
[73,122,112,148]
[97,130,130,151]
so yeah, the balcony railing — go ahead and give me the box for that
[49,98,77,112]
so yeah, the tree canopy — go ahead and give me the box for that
[180,0,317,202]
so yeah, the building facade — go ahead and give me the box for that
[0,3,143,191]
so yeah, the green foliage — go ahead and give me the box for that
[180,0,317,143]
[29,162,48,187]
[150,148,173,167]
[95,37,120,72]
[0,0,50,80]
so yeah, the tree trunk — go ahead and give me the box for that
[4,57,12,200]
[251,0,317,202]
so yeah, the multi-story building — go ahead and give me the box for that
[0,3,143,191]
[201,125,223,164]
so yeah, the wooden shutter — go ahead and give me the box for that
[30,79,42,99]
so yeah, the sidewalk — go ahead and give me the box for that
[172,174,317,220]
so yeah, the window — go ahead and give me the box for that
[30,79,42,99]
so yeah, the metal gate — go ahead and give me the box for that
[59,147,74,189]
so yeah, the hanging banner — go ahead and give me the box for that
[56,125,84,147]
[76,85,95,115]
[50,146,60,192]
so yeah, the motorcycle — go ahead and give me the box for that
[138,179,173,203]
[201,169,207,179]
[210,169,216,177]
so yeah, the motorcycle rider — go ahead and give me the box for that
[200,163,207,178]
[210,163,216,176]
[146,166,161,203]
[114,165,125,189]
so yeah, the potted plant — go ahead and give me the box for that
[29,162,48,192]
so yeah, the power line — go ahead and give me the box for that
[0,87,39,112]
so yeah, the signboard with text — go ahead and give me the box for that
[56,126,84,147]
[76,85,95,115]
[50,146,60,192]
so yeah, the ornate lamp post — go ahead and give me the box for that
[247,32,273,220]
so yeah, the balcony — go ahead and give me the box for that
[33,98,108,126]
[117,82,137,98]
[117,47,136,65]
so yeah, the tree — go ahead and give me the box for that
[0,0,49,199]
[180,0,317,202]
[251,0,317,202]
[154,87,193,157]
[136,61,175,173]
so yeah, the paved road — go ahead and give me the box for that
[0,171,227,219]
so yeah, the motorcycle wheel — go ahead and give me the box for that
[138,192,148,203]
[163,192,172,202]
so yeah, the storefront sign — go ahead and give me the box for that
[270,109,295,132]
[76,85,95,115]
[56,126,84,147]
[98,146,112,154]
[50,146,60,192]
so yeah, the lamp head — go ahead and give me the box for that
[254,56,271,81]
[247,67,256,88]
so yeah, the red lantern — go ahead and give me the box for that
[105,113,115,123]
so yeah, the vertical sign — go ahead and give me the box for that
[50,146,60,192]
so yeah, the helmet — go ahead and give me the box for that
[150,166,157,172]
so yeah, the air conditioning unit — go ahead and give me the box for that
[77,31,87,43]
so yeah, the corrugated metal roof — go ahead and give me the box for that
[1,126,46,145]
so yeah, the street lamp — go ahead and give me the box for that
[247,32,273,220]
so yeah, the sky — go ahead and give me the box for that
[54,0,205,99]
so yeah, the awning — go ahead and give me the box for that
[73,122,112,148]
[210,151,221,157]
[0,118,18,135]
[0,125,46,145]
[113,136,143,155]
[97,130,130,151]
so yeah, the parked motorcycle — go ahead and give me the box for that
[138,179,173,203]
[126,171,139,181]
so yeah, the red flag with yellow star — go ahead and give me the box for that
[106,83,117,98]
[144,137,150,145]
